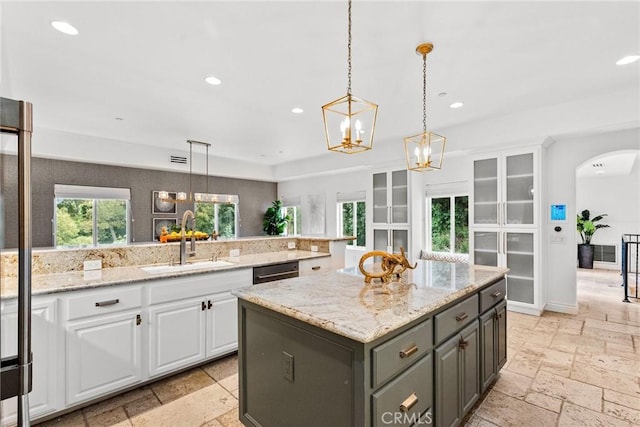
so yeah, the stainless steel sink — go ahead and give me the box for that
[141,260,235,274]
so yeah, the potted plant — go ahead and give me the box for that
[576,209,610,269]
[263,200,291,235]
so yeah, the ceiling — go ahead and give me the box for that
[576,150,639,178]
[1,1,639,173]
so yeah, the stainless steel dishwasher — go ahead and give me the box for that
[252,261,299,284]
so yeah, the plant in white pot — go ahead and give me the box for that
[576,209,610,269]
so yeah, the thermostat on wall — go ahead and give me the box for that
[550,204,567,222]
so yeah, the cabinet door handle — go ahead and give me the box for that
[201,301,207,311]
[458,337,468,350]
[136,314,142,326]
[399,393,418,413]
[502,202,506,225]
[497,202,500,225]
[95,299,119,307]
[207,300,213,310]
[504,232,507,255]
[311,266,321,271]
[455,312,469,322]
[399,344,418,359]
[491,291,502,298]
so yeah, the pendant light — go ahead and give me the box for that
[322,0,378,154]
[158,140,239,204]
[404,43,446,172]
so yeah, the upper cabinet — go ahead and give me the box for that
[373,169,409,225]
[472,149,537,227]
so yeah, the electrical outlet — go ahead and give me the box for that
[310,245,318,252]
[229,249,240,257]
[288,241,296,249]
[282,351,294,382]
[83,260,102,271]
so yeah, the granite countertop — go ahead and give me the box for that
[0,250,330,298]
[235,260,509,344]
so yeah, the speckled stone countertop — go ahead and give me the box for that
[235,261,508,344]
[0,250,330,298]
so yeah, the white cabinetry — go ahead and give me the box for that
[62,286,143,405]
[298,256,333,276]
[371,169,411,257]
[471,147,542,314]
[1,297,59,426]
[147,268,251,378]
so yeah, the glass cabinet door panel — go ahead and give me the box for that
[473,231,498,267]
[391,229,409,256]
[373,172,388,223]
[505,153,534,225]
[473,158,498,225]
[391,170,408,223]
[506,232,534,304]
[374,229,389,252]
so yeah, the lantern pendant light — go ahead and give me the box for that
[404,43,446,172]
[322,0,378,154]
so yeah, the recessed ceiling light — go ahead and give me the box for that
[291,107,304,114]
[205,75,222,85]
[616,55,640,65]
[115,117,124,121]
[438,92,447,97]
[449,102,464,109]
[595,170,605,174]
[51,21,78,35]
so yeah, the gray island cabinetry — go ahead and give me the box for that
[236,261,509,427]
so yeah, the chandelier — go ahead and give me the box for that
[322,0,378,154]
[403,43,446,172]
[158,140,238,204]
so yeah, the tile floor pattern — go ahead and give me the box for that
[35,269,639,427]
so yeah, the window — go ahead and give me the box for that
[428,195,468,254]
[195,202,238,239]
[337,191,367,247]
[282,205,301,236]
[54,185,130,248]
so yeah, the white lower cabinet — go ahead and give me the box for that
[148,298,207,377]
[62,285,144,406]
[1,298,59,426]
[205,293,238,358]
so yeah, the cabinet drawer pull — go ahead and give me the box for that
[459,337,468,350]
[399,393,418,412]
[95,299,119,307]
[311,266,321,271]
[491,291,502,298]
[399,344,418,359]
[207,300,213,310]
[455,312,468,322]
[201,301,207,311]
[136,314,142,326]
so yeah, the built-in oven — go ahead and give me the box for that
[252,261,299,284]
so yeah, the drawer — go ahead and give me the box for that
[372,354,433,427]
[435,294,478,344]
[252,261,299,284]
[372,319,432,388]
[65,286,142,321]
[480,279,506,313]
[298,256,333,276]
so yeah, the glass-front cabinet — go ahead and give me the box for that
[471,147,541,314]
[370,168,410,258]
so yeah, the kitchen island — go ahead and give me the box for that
[236,260,509,427]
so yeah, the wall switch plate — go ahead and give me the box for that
[282,351,294,382]
[230,249,240,257]
[288,242,296,249]
[310,245,318,252]
[83,260,102,271]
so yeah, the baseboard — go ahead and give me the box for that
[544,302,579,315]
[506,302,544,316]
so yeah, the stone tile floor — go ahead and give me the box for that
[36,268,639,426]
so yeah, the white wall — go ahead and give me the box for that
[545,128,640,313]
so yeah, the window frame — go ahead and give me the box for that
[337,200,366,248]
[426,193,469,254]
[281,205,301,236]
[194,201,239,240]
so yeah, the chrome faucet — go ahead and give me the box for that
[180,210,196,265]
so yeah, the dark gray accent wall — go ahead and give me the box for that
[0,154,276,248]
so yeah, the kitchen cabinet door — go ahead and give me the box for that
[148,298,206,377]
[1,298,59,424]
[479,310,497,393]
[66,311,142,405]
[435,335,460,427]
[460,322,480,415]
[205,293,238,359]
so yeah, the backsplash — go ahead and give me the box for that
[0,237,332,277]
